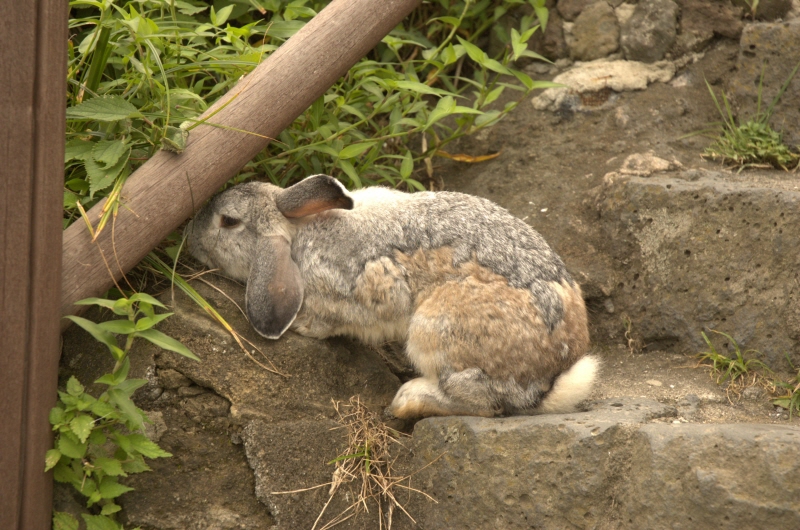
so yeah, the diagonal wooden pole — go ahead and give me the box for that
[61,0,422,319]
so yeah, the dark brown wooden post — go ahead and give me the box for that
[0,1,68,529]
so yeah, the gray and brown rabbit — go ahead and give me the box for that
[186,175,598,419]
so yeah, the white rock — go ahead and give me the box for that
[532,59,676,111]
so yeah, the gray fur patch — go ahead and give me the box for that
[293,190,569,330]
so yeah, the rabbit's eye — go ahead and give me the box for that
[220,215,241,228]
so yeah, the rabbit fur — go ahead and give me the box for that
[186,175,598,419]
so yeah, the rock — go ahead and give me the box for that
[620,0,679,62]
[60,276,402,530]
[121,408,275,529]
[528,6,569,60]
[593,170,800,362]
[158,367,191,389]
[728,19,800,145]
[733,0,793,20]
[141,410,168,442]
[557,0,600,21]
[533,59,676,111]
[617,151,681,176]
[243,419,364,530]
[674,0,744,55]
[570,1,620,61]
[399,398,800,529]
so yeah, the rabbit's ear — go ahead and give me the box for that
[276,174,353,218]
[245,236,304,339]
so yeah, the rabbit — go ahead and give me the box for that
[186,174,598,419]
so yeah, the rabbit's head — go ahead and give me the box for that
[186,175,353,339]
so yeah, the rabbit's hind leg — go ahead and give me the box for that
[388,371,500,419]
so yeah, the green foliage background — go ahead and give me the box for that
[65,0,553,230]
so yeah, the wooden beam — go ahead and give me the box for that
[61,0,422,318]
[0,0,68,528]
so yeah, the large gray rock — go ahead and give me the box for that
[570,1,620,61]
[728,19,800,146]
[674,0,744,55]
[592,169,800,363]
[620,0,679,62]
[400,398,800,529]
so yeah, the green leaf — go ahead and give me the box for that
[66,376,85,397]
[510,28,526,60]
[475,109,502,127]
[126,434,172,459]
[121,454,151,474]
[74,297,130,315]
[93,457,126,477]
[135,328,200,361]
[98,476,134,499]
[391,80,450,96]
[49,406,67,426]
[58,431,88,459]
[134,312,172,331]
[64,316,124,360]
[97,319,137,334]
[90,399,118,420]
[45,449,63,472]
[87,488,102,506]
[338,142,378,160]
[92,140,129,167]
[427,95,456,127]
[65,139,94,162]
[484,86,505,106]
[338,159,361,188]
[457,37,488,65]
[95,356,130,386]
[84,149,129,197]
[400,151,413,179]
[100,503,122,516]
[128,292,167,308]
[265,20,305,39]
[53,512,80,530]
[107,389,145,429]
[114,378,148,396]
[82,514,123,530]
[53,460,80,484]
[66,95,142,122]
[89,429,108,446]
[211,4,234,26]
[175,1,207,15]
[70,414,95,443]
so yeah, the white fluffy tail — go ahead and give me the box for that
[536,355,600,414]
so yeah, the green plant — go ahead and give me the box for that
[698,330,772,402]
[65,0,555,238]
[702,62,800,170]
[49,294,198,530]
[772,354,800,418]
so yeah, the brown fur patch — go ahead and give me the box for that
[395,247,590,385]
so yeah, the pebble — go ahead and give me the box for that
[646,379,663,387]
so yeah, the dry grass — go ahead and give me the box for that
[311,396,439,530]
